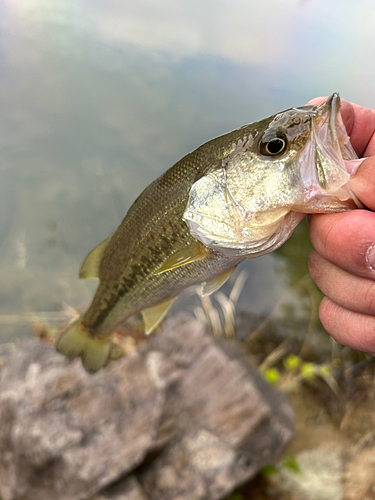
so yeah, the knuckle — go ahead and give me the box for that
[318,297,335,330]
[308,251,318,277]
[363,280,375,313]
[308,250,323,283]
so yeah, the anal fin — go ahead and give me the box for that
[201,266,236,296]
[156,241,212,275]
[142,298,176,334]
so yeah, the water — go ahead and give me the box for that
[0,0,374,342]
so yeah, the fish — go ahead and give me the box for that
[56,93,361,372]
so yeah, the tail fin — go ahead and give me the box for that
[56,320,112,372]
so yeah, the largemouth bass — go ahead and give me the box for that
[57,93,360,371]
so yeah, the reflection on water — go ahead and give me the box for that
[0,0,374,342]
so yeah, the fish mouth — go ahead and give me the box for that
[315,93,356,175]
[296,92,362,212]
[183,93,362,259]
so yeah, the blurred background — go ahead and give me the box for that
[0,0,374,345]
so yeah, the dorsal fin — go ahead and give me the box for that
[79,233,114,280]
[142,298,176,334]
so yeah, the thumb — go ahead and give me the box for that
[350,156,375,211]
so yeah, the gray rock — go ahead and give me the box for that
[269,446,344,500]
[0,315,294,500]
[91,477,149,500]
[0,340,164,500]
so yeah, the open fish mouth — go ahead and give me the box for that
[296,93,362,212]
[183,93,362,258]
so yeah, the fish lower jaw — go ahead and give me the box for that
[190,211,305,258]
[292,195,358,213]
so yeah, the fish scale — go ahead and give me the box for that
[83,140,244,334]
[56,93,360,371]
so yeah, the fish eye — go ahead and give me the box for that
[259,132,288,157]
[266,138,286,155]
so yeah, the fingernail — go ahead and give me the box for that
[366,243,375,271]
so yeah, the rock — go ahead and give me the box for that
[0,338,165,500]
[271,446,344,500]
[0,315,294,500]
[91,477,148,500]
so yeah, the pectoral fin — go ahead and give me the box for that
[142,298,176,334]
[156,241,212,275]
[80,233,114,279]
[201,266,236,296]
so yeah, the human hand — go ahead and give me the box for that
[307,97,375,354]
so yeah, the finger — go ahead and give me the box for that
[350,156,375,210]
[309,250,375,315]
[319,297,375,354]
[308,210,375,280]
[306,97,375,157]
[350,102,375,157]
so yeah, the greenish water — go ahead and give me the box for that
[0,0,374,343]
